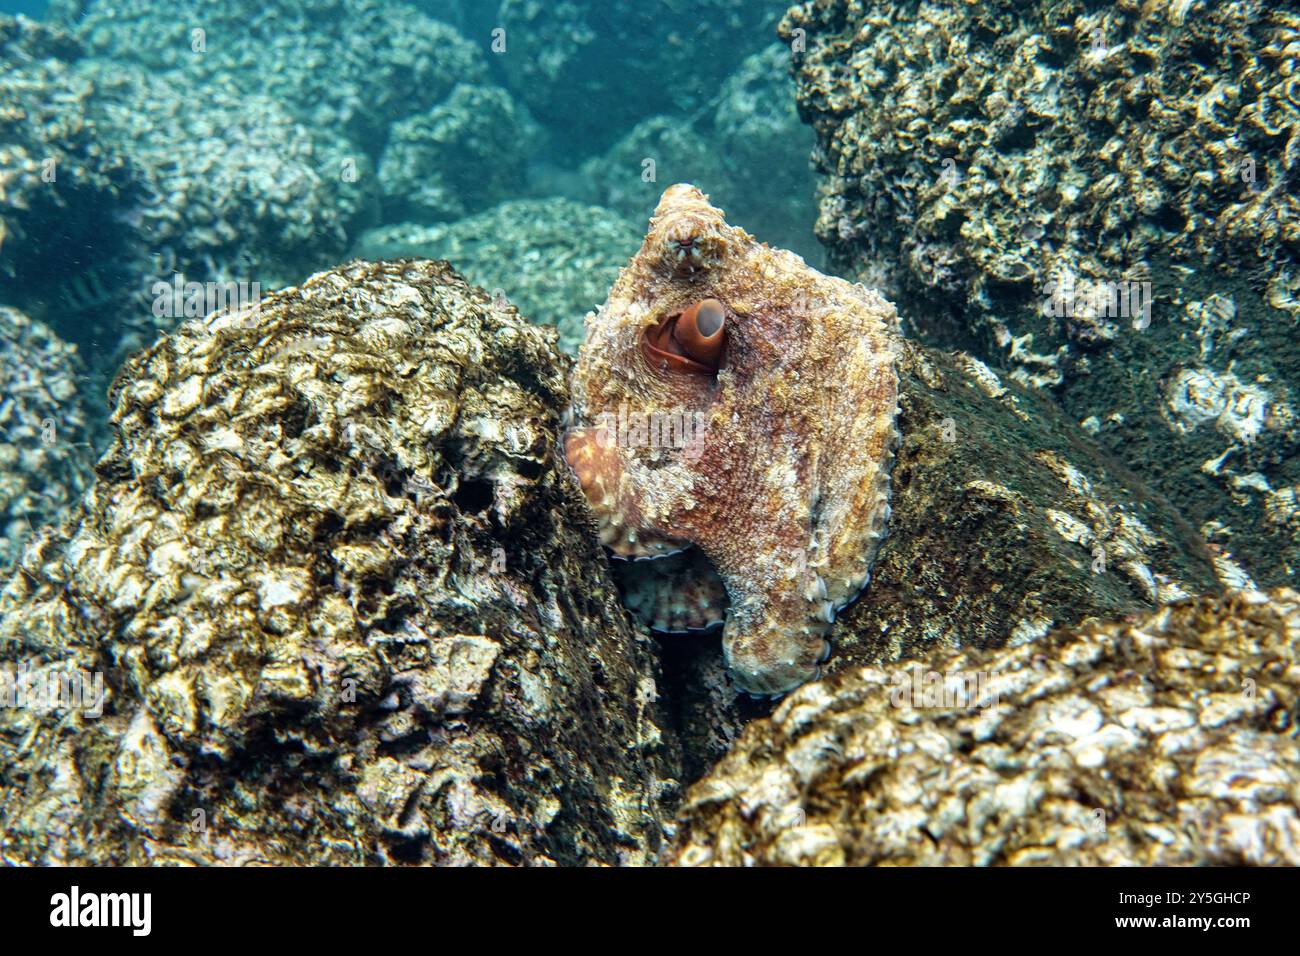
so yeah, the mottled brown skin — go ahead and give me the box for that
[566,185,900,695]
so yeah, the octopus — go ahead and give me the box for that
[564,184,900,695]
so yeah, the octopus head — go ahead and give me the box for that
[647,183,737,276]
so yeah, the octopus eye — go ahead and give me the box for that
[642,298,727,375]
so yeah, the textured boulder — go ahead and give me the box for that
[0,17,133,307]
[834,339,1220,665]
[378,84,538,223]
[669,588,1300,866]
[780,0,1300,586]
[0,260,682,865]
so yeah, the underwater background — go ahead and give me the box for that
[2,0,1300,866]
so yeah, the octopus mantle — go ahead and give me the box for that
[565,184,900,695]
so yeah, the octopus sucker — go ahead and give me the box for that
[566,184,900,695]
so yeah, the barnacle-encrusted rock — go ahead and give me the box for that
[0,260,682,865]
[355,199,642,355]
[780,0,1300,586]
[669,588,1300,866]
[0,306,93,569]
[378,84,538,223]
[48,0,487,146]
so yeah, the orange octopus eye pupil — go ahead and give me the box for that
[642,298,727,375]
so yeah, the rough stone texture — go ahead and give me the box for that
[355,199,642,354]
[48,0,488,147]
[377,84,538,223]
[0,260,682,866]
[0,306,93,569]
[668,588,1300,866]
[780,0,1300,587]
[834,338,1220,666]
[496,0,781,155]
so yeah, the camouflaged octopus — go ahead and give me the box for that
[565,185,900,695]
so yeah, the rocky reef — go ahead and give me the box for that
[780,0,1300,588]
[0,306,93,569]
[0,260,683,865]
[670,588,1300,866]
[0,13,379,429]
[48,0,488,147]
[377,84,538,223]
[355,199,642,354]
[1,0,1293,868]
[0,249,1256,865]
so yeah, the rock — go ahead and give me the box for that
[377,85,539,223]
[0,260,683,865]
[668,588,1300,866]
[0,17,133,311]
[579,116,734,226]
[354,199,642,354]
[0,219,1255,867]
[0,306,93,569]
[779,0,1300,586]
[48,0,487,147]
[832,339,1218,667]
